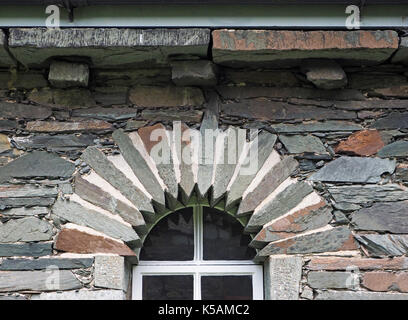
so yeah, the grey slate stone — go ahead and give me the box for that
[280,135,326,154]
[0,151,75,182]
[0,217,53,243]
[308,271,358,290]
[74,175,146,234]
[370,112,408,130]
[93,87,128,106]
[72,107,138,121]
[352,201,408,234]
[52,198,140,247]
[0,184,58,208]
[245,182,314,233]
[112,130,165,206]
[32,289,126,300]
[0,242,53,257]
[226,131,277,208]
[377,141,408,158]
[9,28,210,68]
[0,102,51,120]
[48,61,89,88]
[302,59,347,90]
[328,184,408,204]
[0,270,82,292]
[81,147,154,215]
[258,226,355,256]
[391,37,408,65]
[309,156,396,184]
[12,134,96,151]
[94,256,128,291]
[172,60,217,86]
[238,156,298,215]
[0,207,48,217]
[141,109,203,123]
[264,256,302,300]
[355,234,408,257]
[316,290,408,300]
[197,98,219,197]
[271,121,363,133]
[212,127,242,204]
[0,258,93,270]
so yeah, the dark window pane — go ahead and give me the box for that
[143,275,193,300]
[203,207,256,260]
[140,208,194,261]
[201,276,253,300]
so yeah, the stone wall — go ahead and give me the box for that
[0,28,408,300]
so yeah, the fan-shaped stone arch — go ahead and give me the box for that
[52,112,357,262]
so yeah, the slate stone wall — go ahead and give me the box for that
[0,28,408,300]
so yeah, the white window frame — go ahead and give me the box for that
[132,205,264,300]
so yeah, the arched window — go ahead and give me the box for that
[133,206,264,300]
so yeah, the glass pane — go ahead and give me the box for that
[203,207,256,260]
[140,207,194,261]
[143,275,193,300]
[201,276,253,300]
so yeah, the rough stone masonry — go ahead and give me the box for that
[0,28,408,300]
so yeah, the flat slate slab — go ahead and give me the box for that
[0,242,53,257]
[309,156,395,183]
[377,141,408,158]
[0,184,58,208]
[0,151,75,183]
[8,28,210,68]
[212,30,398,67]
[0,217,53,243]
[32,289,125,300]
[352,201,408,234]
[270,121,363,133]
[370,112,408,130]
[0,102,51,120]
[355,234,408,257]
[0,258,93,271]
[308,271,355,290]
[279,135,326,154]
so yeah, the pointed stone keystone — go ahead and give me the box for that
[301,59,347,90]
[112,129,165,206]
[138,124,178,200]
[212,30,398,67]
[226,131,277,209]
[238,156,298,216]
[309,156,396,183]
[52,198,140,247]
[197,107,218,197]
[250,199,331,249]
[74,175,146,235]
[55,226,136,256]
[81,147,154,215]
[48,61,90,88]
[258,226,358,257]
[171,60,218,86]
[8,28,211,68]
[245,182,314,233]
[212,127,244,205]
[174,122,197,204]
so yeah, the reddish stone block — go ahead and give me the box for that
[335,130,385,156]
[307,257,408,271]
[363,272,408,292]
[55,228,136,256]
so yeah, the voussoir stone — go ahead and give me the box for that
[0,217,53,243]
[0,151,75,182]
[52,198,140,247]
[129,86,204,107]
[8,28,210,68]
[55,227,136,256]
[335,130,385,156]
[309,156,395,183]
[352,201,408,234]
[258,226,358,257]
[48,61,89,88]
[212,30,398,67]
